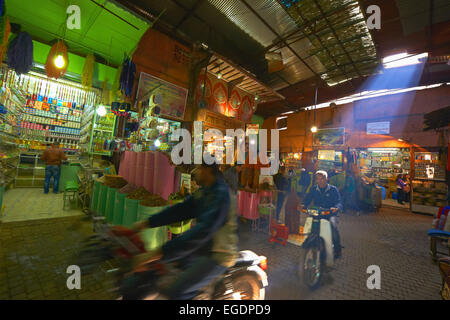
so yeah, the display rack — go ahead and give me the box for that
[15,153,46,188]
[88,106,116,156]
[411,152,448,215]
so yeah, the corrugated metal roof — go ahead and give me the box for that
[208,0,277,46]
[395,0,450,35]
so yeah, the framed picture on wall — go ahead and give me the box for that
[313,127,345,147]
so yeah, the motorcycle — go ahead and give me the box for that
[74,224,268,300]
[297,207,338,290]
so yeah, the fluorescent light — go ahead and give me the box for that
[281,111,294,115]
[383,52,428,69]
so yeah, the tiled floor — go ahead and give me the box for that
[1,188,83,223]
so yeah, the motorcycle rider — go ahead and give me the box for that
[302,170,343,258]
[132,161,238,299]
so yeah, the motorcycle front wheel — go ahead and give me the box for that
[298,241,324,290]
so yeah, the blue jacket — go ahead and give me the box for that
[147,177,230,263]
[303,184,343,212]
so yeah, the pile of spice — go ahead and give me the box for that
[118,183,138,194]
[126,187,151,200]
[140,194,168,207]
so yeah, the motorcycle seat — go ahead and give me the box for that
[233,250,259,268]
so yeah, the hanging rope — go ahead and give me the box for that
[81,53,95,88]
[7,31,34,75]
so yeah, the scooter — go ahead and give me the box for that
[74,224,268,300]
[298,207,338,290]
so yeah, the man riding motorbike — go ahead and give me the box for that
[302,170,343,258]
[132,161,238,299]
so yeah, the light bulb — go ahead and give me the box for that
[311,126,318,133]
[154,139,161,147]
[254,95,259,101]
[217,72,222,79]
[96,105,107,117]
[54,55,65,69]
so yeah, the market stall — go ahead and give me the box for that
[411,151,448,215]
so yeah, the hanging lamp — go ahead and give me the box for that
[45,40,69,79]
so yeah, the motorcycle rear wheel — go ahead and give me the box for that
[231,274,264,300]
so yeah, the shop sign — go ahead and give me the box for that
[246,124,260,136]
[136,72,188,121]
[367,121,390,135]
[312,127,345,146]
[318,150,336,161]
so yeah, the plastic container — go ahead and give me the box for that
[97,184,108,216]
[153,152,175,200]
[138,204,168,251]
[105,187,118,222]
[122,198,139,227]
[167,199,192,235]
[113,192,126,225]
[90,180,100,212]
[128,152,137,185]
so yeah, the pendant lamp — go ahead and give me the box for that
[45,40,69,79]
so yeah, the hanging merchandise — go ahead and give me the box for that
[7,31,34,75]
[0,17,10,63]
[45,40,69,79]
[110,64,122,102]
[101,78,110,105]
[81,54,95,88]
[119,57,136,97]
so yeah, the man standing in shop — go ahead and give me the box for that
[40,142,67,194]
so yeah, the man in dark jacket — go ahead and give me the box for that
[274,166,289,222]
[133,162,233,299]
[303,170,343,258]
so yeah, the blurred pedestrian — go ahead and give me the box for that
[396,174,406,205]
[274,166,289,222]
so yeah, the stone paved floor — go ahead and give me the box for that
[1,188,82,223]
[0,206,443,300]
[237,207,443,300]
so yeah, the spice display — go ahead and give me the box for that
[126,187,151,200]
[140,194,168,207]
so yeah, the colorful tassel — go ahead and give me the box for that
[119,57,136,97]
[81,53,95,88]
[45,40,69,79]
[0,17,10,62]
[7,31,34,75]
[110,64,122,102]
[101,78,110,105]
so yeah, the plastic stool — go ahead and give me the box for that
[64,180,79,210]
[269,220,289,246]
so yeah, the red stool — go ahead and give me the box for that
[270,220,289,246]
